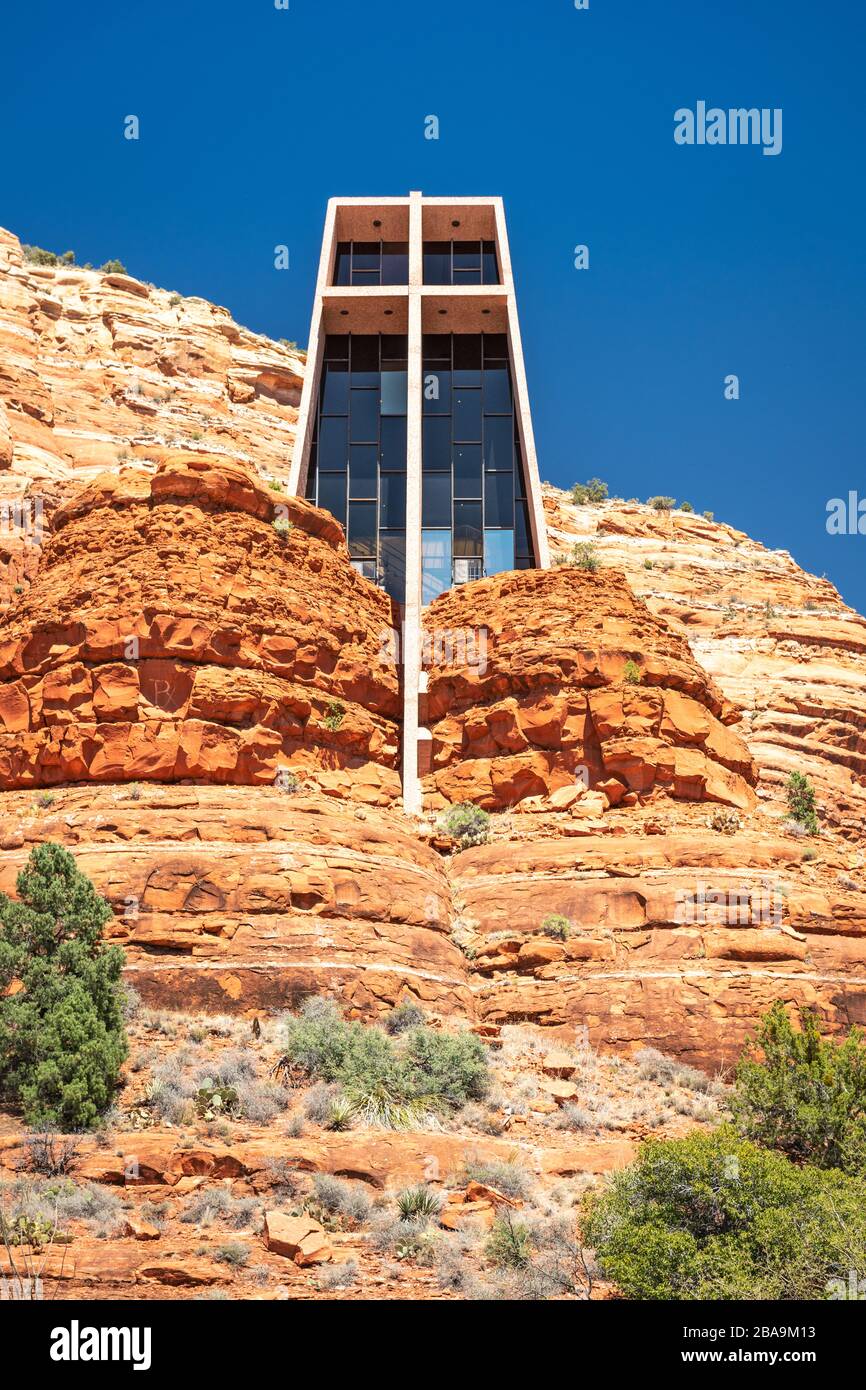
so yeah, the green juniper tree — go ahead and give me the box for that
[0,843,127,1130]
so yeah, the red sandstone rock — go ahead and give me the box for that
[264,1212,332,1265]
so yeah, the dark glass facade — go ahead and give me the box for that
[423,240,499,285]
[421,333,533,602]
[333,241,409,286]
[305,332,535,605]
[305,334,408,601]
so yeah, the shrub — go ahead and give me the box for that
[786,771,818,835]
[570,478,608,506]
[5,1176,122,1237]
[703,510,714,521]
[569,542,599,572]
[710,808,741,835]
[99,259,127,275]
[732,1004,866,1174]
[26,1132,80,1177]
[396,1186,442,1222]
[623,659,641,685]
[647,496,675,511]
[181,1188,261,1230]
[312,1174,371,1226]
[318,1259,358,1289]
[22,244,58,266]
[273,516,293,539]
[323,700,345,731]
[582,1128,866,1300]
[460,1158,531,1201]
[541,914,571,941]
[280,998,488,1127]
[487,1212,531,1269]
[214,1241,251,1267]
[0,843,127,1130]
[384,1003,426,1035]
[635,1048,716,1095]
[679,501,694,512]
[323,1095,357,1131]
[438,803,490,849]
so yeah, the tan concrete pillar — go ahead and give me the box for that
[401,191,424,816]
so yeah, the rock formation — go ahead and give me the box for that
[1,225,865,1075]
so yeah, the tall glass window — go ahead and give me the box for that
[306,334,408,601]
[421,333,534,590]
[334,242,409,286]
[422,241,499,285]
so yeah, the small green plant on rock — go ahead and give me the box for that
[623,659,641,685]
[273,515,293,539]
[323,700,345,732]
[438,803,491,849]
[570,478,608,506]
[396,1186,442,1222]
[710,808,741,835]
[541,914,571,941]
[194,1083,239,1121]
[786,771,818,835]
[487,1211,531,1269]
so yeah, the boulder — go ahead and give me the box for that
[263,1212,332,1265]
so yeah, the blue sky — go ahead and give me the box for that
[3,0,865,608]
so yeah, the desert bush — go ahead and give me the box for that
[396,1186,442,1222]
[370,1214,438,1264]
[384,1003,426,1035]
[438,803,490,849]
[180,1188,261,1230]
[214,1241,251,1267]
[311,1174,371,1227]
[679,501,694,512]
[26,1132,80,1177]
[635,1049,716,1096]
[647,496,675,511]
[512,1213,596,1298]
[710,808,741,834]
[99,259,127,275]
[272,516,293,538]
[732,1004,866,1174]
[570,478,608,505]
[569,542,600,572]
[554,1105,595,1132]
[285,1111,305,1138]
[323,700,345,731]
[582,1128,866,1300]
[23,244,59,266]
[623,659,641,685]
[487,1211,531,1269]
[282,999,488,1130]
[541,914,571,941]
[3,1177,122,1238]
[460,1157,531,1201]
[153,1049,280,1126]
[786,771,818,835]
[318,1259,358,1289]
[0,843,127,1130]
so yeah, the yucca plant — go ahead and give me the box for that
[396,1186,443,1222]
